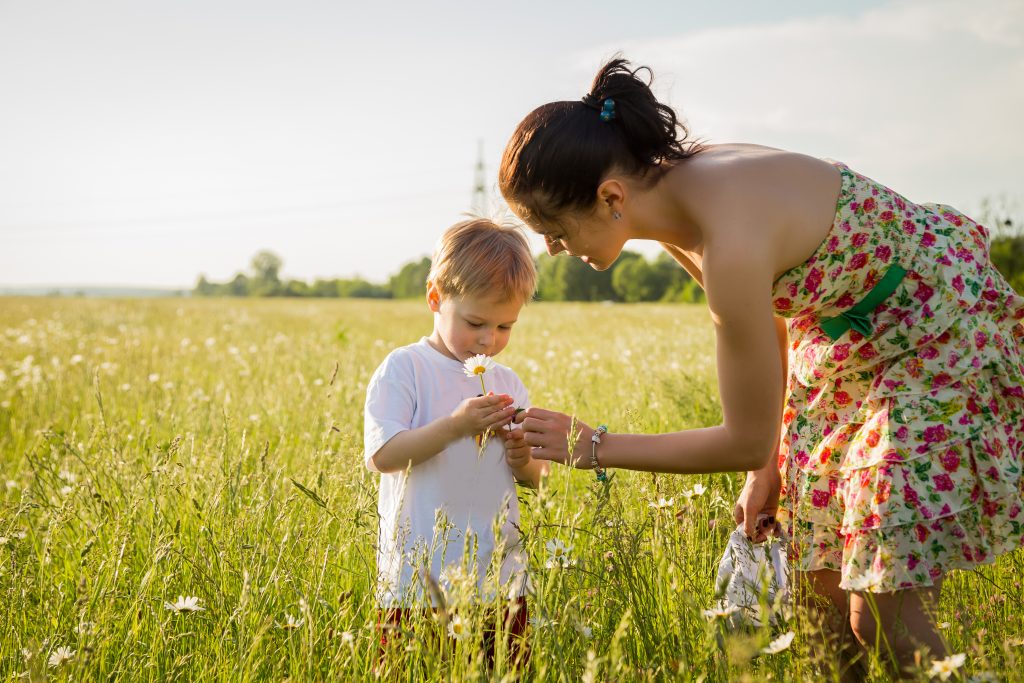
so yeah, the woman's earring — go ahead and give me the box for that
[612,211,622,220]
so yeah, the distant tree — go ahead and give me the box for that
[389,257,432,299]
[194,275,217,297]
[611,256,660,302]
[535,252,634,301]
[248,250,283,296]
[339,278,392,299]
[228,273,250,297]
[310,279,340,298]
[283,279,311,297]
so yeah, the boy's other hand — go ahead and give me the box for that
[503,427,532,471]
[449,393,516,439]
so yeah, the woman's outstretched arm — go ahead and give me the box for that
[517,241,784,474]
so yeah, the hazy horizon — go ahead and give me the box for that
[2,0,1022,289]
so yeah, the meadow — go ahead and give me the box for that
[0,297,1021,682]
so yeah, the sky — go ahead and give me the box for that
[1,0,1022,288]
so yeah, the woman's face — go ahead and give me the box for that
[536,211,628,272]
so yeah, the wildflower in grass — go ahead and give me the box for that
[47,646,75,668]
[927,653,966,680]
[576,623,593,639]
[0,536,8,546]
[938,621,951,629]
[703,604,740,620]
[278,613,304,630]
[762,631,795,654]
[649,497,675,510]
[448,614,468,640]
[75,621,95,636]
[148,373,160,383]
[340,631,355,645]
[164,595,204,614]
[69,355,84,365]
[120,383,131,392]
[529,614,553,629]
[59,486,73,497]
[545,539,575,568]
[847,568,885,592]
[682,483,707,499]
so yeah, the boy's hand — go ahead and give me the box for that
[449,393,516,439]
[503,426,532,471]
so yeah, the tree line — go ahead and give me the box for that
[193,249,705,303]
[194,215,1024,302]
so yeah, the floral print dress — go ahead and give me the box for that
[772,161,1024,592]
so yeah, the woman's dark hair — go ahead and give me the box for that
[499,58,700,227]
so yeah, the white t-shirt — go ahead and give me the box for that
[363,337,530,607]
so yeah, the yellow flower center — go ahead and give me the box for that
[473,366,486,375]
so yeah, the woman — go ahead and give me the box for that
[500,58,1024,676]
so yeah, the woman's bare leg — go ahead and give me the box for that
[849,581,945,679]
[801,570,867,682]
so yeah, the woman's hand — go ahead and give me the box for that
[513,407,593,468]
[733,464,782,542]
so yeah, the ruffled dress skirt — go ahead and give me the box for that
[772,161,1024,592]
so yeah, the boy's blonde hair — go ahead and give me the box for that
[428,218,536,303]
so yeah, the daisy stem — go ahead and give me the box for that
[479,375,486,396]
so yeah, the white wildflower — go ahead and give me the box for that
[279,613,304,630]
[649,497,674,510]
[682,483,707,498]
[148,373,160,383]
[847,568,885,593]
[762,631,795,654]
[703,605,740,620]
[927,653,966,681]
[164,595,204,614]
[447,614,469,640]
[545,539,575,569]
[462,354,495,378]
[340,631,355,645]
[69,355,84,365]
[47,646,75,668]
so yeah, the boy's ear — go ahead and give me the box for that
[425,281,441,313]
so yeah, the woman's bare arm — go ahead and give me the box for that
[517,241,783,473]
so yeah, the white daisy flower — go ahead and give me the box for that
[762,631,795,654]
[545,539,575,568]
[462,354,495,378]
[447,614,469,640]
[649,497,675,510]
[69,355,84,365]
[340,631,355,645]
[846,568,885,593]
[148,373,160,383]
[279,613,304,630]
[702,605,740,620]
[47,646,75,668]
[0,536,8,546]
[683,483,707,498]
[164,595,204,614]
[928,653,966,681]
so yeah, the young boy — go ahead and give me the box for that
[364,218,547,660]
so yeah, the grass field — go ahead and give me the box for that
[1,297,1021,682]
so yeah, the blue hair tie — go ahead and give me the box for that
[599,98,616,122]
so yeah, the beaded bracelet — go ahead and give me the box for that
[590,424,608,482]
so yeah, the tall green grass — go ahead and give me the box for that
[0,298,1020,681]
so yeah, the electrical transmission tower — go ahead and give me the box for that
[471,139,488,217]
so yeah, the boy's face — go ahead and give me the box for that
[427,283,524,362]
